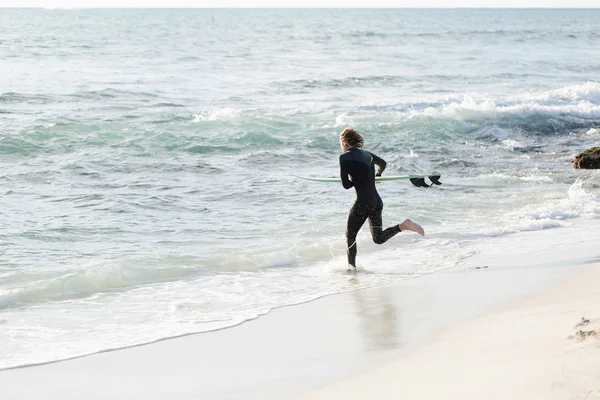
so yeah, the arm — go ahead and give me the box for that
[370,152,387,176]
[339,157,354,189]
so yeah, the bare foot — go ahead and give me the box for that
[399,219,425,236]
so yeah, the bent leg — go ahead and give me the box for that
[369,207,401,245]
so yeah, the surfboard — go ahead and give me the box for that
[296,174,442,187]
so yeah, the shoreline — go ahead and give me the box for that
[0,252,587,399]
[302,261,600,400]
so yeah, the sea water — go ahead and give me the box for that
[1,8,600,369]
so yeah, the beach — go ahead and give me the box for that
[3,8,600,369]
[2,7,600,399]
[2,242,599,399]
[304,262,600,400]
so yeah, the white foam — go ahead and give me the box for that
[0,233,469,370]
[502,139,525,150]
[419,82,600,122]
[334,113,353,127]
[520,174,553,183]
[525,181,600,220]
[470,172,539,184]
[482,180,600,237]
[586,128,600,136]
[0,260,197,309]
[535,81,600,105]
[192,108,240,122]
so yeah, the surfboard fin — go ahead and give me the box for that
[410,178,430,188]
[410,175,442,188]
[428,175,442,185]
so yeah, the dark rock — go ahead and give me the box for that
[574,147,600,169]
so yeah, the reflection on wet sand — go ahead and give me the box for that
[349,276,400,352]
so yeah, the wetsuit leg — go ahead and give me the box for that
[368,206,401,245]
[346,202,369,267]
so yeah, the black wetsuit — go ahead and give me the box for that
[339,148,401,267]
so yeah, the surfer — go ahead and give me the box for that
[339,127,424,269]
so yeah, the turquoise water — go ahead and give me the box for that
[1,8,600,369]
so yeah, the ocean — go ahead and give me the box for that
[1,8,600,369]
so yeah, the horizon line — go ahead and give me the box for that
[2,5,600,8]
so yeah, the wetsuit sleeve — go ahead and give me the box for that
[369,152,387,176]
[339,157,354,189]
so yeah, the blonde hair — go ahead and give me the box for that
[339,127,364,148]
